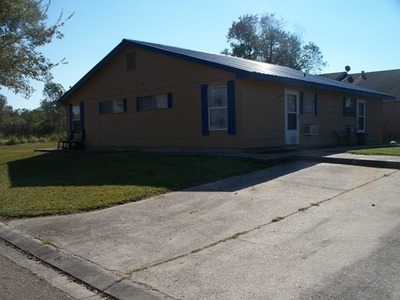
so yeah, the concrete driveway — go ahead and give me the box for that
[1,158,400,299]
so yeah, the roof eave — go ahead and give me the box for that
[58,39,131,104]
[239,72,396,100]
[58,39,396,103]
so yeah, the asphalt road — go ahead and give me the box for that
[0,240,106,300]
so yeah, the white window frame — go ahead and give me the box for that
[344,98,355,117]
[356,99,365,133]
[138,94,169,110]
[303,93,315,115]
[208,86,228,131]
[100,99,125,114]
[72,104,80,132]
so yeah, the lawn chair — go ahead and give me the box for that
[57,131,73,150]
[335,125,356,146]
[71,129,85,150]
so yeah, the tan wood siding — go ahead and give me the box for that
[238,81,383,148]
[65,46,242,150]
[364,98,383,144]
[300,90,348,147]
[383,101,400,142]
[240,80,284,148]
[299,91,382,147]
[64,46,384,150]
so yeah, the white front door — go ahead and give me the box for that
[356,99,365,132]
[285,90,299,145]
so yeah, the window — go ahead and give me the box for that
[137,93,172,111]
[208,87,228,130]
[99,99,127,114]
[357,100,365,132]
[286,93,298,130]
[72,104,80,132]
[303,93,316,115]
[343,97,355,116]
[201,81,236,136]
[300,92,317,115]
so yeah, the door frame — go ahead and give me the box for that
[284,89,300,145]
[356,99,365,133]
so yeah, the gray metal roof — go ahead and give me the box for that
[322,69,400,100]
[59,39,395,102]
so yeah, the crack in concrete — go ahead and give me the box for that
[125,170,399,276]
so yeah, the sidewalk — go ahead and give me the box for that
[234,147,400,169]
[1,149,400,299]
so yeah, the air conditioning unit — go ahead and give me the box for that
[304,124,319,136]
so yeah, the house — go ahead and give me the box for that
[323,69,400,143]
[58,39,395,151]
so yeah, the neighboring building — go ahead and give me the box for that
[323,69,400,143]
[58,39,395,151]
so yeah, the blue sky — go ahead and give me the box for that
[3,0,400,110]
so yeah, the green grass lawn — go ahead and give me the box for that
[0,143,270,218]
[347,145,400,156]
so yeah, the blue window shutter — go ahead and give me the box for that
[299,91,304,114]
[99,102,103,115]
[314,93,318,115]
[167,93,173,108]
[201,84,209,136]
[79,102,85,132]
[353,99,357,117]
[136,97,140,111]
[123,98,127,112]
[227,80,236,135]
[68,104,73,131]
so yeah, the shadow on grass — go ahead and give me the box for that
[7,152,183,189]
[7,151,300,191]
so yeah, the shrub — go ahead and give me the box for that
[48,132,66,141]
[6,136,20,145]
[19,137,28,144]
[28,136,40,143]
[1,135,54,145]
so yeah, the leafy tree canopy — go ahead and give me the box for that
[42,81,64,102]
[0,81,66,138]
[0,0,73,98]
[222,14,327,73]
